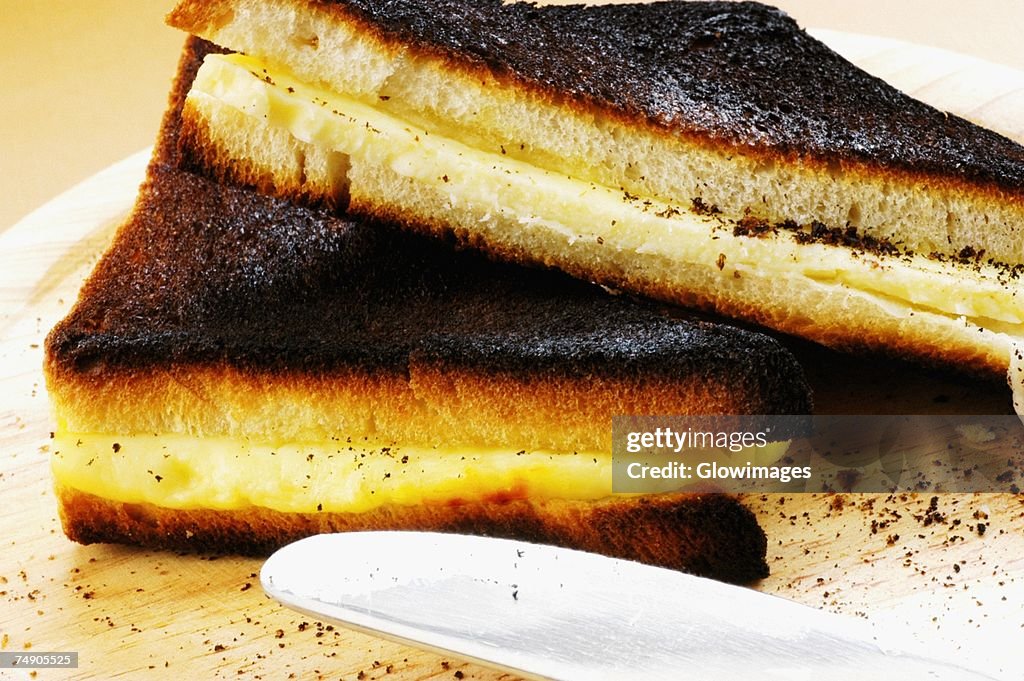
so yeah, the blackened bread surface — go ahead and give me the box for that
[43,38,813,583]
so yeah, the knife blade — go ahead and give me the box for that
[261,532,998,680]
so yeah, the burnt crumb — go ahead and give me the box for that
[112,443,121,453]
[977,522,987,536]
[790,221,901,257]
[454,672,464,680]
[690,196,721,216]
[917,496,947,527]
[929,247,1021,279]
[957,245,985,262]
[733,214,774,237]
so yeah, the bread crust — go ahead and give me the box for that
[56,484,770,584]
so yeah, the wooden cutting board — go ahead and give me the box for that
[2,33,1023,681]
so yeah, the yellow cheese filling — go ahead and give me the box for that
[189,53,1024,332]
[52,432,791,512]
[51,433,611,513]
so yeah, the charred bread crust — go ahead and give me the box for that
[56,485,769,584]
[168,0,1024,197]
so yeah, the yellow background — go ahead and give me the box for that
[3,0,1024,233]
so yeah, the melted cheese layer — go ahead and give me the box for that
[189,53,1024,331]
[52,433,611,513]
[52,432,790,512]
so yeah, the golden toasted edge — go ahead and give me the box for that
[45,346,794,452]
[56,484,770,584]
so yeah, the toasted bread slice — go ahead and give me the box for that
[44,38,813,583]
[168,0,1024,375]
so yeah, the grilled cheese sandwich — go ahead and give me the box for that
[169,0,1024,375]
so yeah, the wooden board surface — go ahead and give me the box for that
[2,33,1023,681]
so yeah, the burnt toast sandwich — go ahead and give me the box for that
[44,37,813,584]
[168,0,1024,376]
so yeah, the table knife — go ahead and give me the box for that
[261,532,1000,680]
